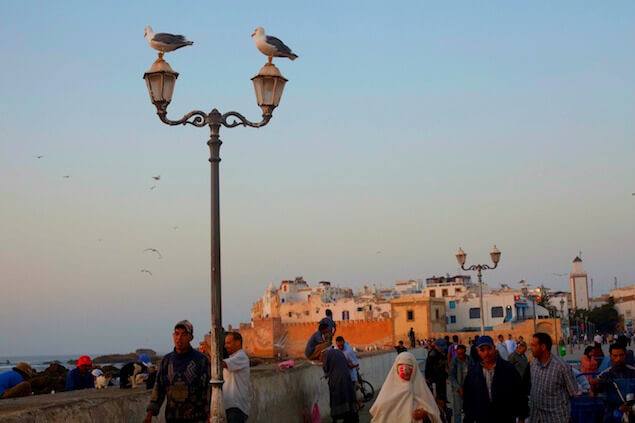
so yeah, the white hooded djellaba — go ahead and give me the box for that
[370,352,442,423]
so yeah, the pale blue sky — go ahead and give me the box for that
[1,1,633,355]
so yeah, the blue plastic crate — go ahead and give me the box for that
[571,396,604,423]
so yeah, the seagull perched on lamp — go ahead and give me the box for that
[144,26,193,59]
[251,27,298,65]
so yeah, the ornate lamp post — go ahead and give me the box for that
[143,54,288,423]
[559,298,565,344]
[455,246,501,334]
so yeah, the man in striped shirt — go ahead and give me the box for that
[526,332,578,423]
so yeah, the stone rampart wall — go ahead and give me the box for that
[0,348,426,423]
[240,318,393,358]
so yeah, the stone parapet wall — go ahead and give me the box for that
[0,349,426,423]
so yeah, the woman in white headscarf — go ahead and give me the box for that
[370,352,442,423]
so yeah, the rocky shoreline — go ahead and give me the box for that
[66,349,161,365]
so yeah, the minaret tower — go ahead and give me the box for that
[570,256,589,309]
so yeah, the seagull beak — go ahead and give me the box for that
[251,32,255,37]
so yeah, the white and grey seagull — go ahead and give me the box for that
[144,26,193,57]
[251,27,298,65]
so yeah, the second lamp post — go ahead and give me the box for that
[143,54,288,423]
[455,246,501,334]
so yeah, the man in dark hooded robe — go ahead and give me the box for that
[322,348,359,423]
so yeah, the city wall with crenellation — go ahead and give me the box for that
[239,317,393,358]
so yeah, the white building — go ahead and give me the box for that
[445,286,549,331]
[611,285,635,333]
[251,277,390,323]
[570,257,590,309]
[423,275,474,298]
[547,291,571,318]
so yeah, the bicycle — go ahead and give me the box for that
[355,368,375,403]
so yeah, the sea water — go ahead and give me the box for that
[0,355,120,374]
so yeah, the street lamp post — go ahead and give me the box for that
[559,298,565,345]
[143,55,288,423]
[455,246,501,335]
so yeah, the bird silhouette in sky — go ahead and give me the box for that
[144,248,163,259]
[172,226,179,230]
[35,155,44,159]
[553,273,567,277]
[152,175,161,181]
[63,175,70,179]
[141,269,153,276]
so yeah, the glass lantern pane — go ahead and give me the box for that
[252,78,264,105]
[149,73,164,102]
[263,78,275,105]
[162,74,176,104]
[273,79,286,106]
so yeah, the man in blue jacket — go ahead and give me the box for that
[462,335,528,423]
[65,355,95,391]
[0,362,35,399]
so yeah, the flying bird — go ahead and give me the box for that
[172,226,179,230]
[141,269,153,276]
[144,26,193,56]
[251,27,298,65]
[152,175,160,181]
[144,248,163,259]
[553,273,568,277]
[35,155,44,159]
[63,175,70,179]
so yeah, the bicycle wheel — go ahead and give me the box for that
[360,380,375,402]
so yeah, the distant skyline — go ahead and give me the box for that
[1,1,634,355]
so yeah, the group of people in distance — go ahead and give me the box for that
[390,331,635,423]
[305,313,443,423]
[0,353,155,400]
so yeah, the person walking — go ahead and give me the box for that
[469,336,481,364]
[508,341,529,377]
[65,355,95,391]
[335,336,359,383]
[580,345,599,382]
[395,340,408,354]
[323,348,359,423]
[592,343,635,420]
[504,334,516,355]
[408,327,416,349]
[447,335,460,364]
[145,320,210,423]
[370,352,442,423]
[223,332,250,423]
[526,332,578,423]
[495,334,509,360]
[462,335,528,423]
[448,345,474,423]
[0,362,35,399]
[424,338,448,406]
